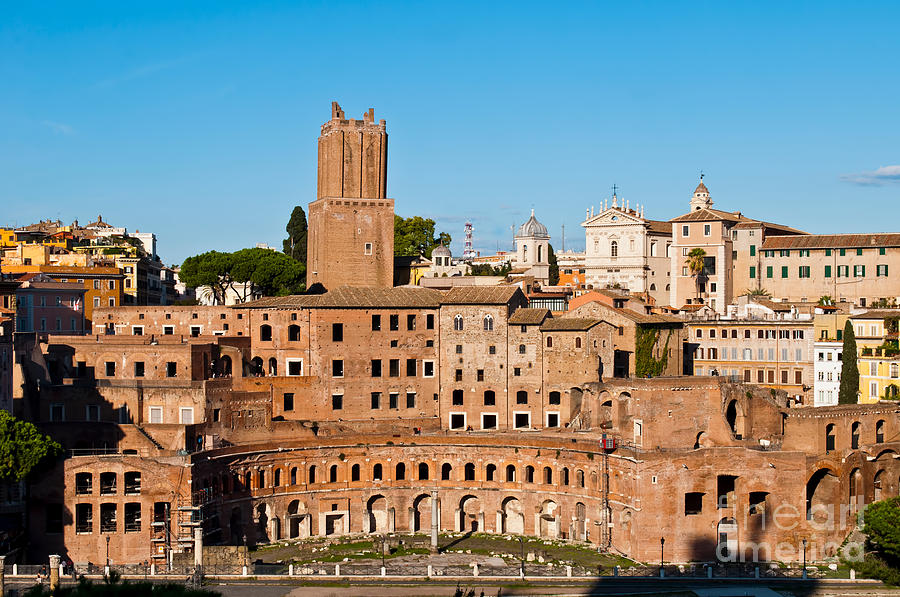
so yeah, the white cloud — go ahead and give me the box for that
[41,120,75,135]
[840,165,900,186]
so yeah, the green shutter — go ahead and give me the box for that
[861,265,866,277]
[880,248,886,255]
[750,245,756,256]
[825,249,832,256]
[781,266,788,278]
[766,266,773,278]
[825,265,831,278]
[840,249,846,256]
[885,265,890,276]
[750,266,756,279]
[857,248,863,256]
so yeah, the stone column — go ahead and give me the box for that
[194,527,203,568]
[430,490,439,552]
[49,555,60,591]
[388,507,395,532]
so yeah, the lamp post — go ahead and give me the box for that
[660,537,665,577]
[519,536,525,575]
[105,534,111,570]
[802,538,807,579]
[381,534,386,569]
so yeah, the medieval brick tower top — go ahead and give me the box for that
[317,101,388,200]
[307,102,395,290]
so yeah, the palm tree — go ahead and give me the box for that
[685,248,707,303]
[744,288,771,298]
[817,295,833,306]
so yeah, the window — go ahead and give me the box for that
[546,336,553,348]
[85,404,100,422]
[514,367,521,376]
[133,361,145,377]
[851,422,860,449]
[180,408,193,424]
[749,266,756,279]
[165,362,177,377]
[426,314,435,329]
[372,314,381,331]
[517,390,528,404]
[331,323,343,342]
[781,266,788,278]
[370,359,382,377]
[76,503,93,534]
[453,314,463,331]
[682,225,689,237]
[406,392,416,408]
[799,266,810,278]
[464,463,476,481]
[837,265,849,277]
[124,472,141,495]
[518,344,526,354]
[514,412,530,429]
[287,359,303,376]
[308,466,316,484]
[389,359,400,377]
[407,314,416,330]
[406,358,417,376]
[108,298,115,307]
[610,241,618,257]
[876,420,885,443]
[389,393,398,409]
[703,224,711,236]
[441,463,453,480]
[452,389,464,405]
[372,464,382,481]
[546,412,559,428]
[484,390,496,406]
[389,314,399,331]
[684,493,703,515]
[329,465,338,483]
[482,413,497,429]
[331,394,343,410]
[396,463,406,480]
[283,393,294,411]
[877,264,889,277]
[489,345,496,354]
[483,314,494,331]
[75,473,92,495]
[418,463,429,480]
[149,406,163,424]
[455,369,463,382]
[370,392,381,409]
[854,265,866,277]
[423,360,435,377]
[105,361,116,376]
[332,360,344,377]
[100,472,117,495]
[824,265,832,278]
[450,413,466,429]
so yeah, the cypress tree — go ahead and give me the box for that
[839,320,859,404]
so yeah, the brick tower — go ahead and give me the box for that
[306,102,395,290]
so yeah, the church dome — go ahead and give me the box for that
[693,181,709,196]
[516,209,550,238]
[431,244,451,258]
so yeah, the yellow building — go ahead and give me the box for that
[851,310,900,403]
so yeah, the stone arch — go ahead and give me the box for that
[875,448,898,462]
[506,464,516,482]
[725,399,745,439]
[485,463,497,482]
[538,499,559,538]
[464,462,476,481]
[849,467,864,515]
[395,462,406,481]
[441,462,453,481]
[220,355,233,376]
[411,493,431,532]
[249,357,263,376]
[255,502,271,544]
[525,466,535,483]
[287,500,310,539]
[716,517,738,562]
[694,431,709,449]
[459,495,482,532]
[806,467,839,522]
[351,464,361,482]
[366,494,389,533]
[268,357,277,376]
[329,464,338,483]
[418,462,429,480]
[874,469,886,501]
[259,324,272,341]
[288,324,301,341]
[501,496,524,534]
[576,469,584,488]
[569,387,584,419]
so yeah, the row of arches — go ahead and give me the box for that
[453,314,495,331]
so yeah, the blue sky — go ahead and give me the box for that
[2,1,899,265]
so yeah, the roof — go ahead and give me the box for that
[645,220,673,235]
[694,181,709,195]
[516,210,549,238]
[540,317,604,331]
[431,245,451,257]
[442,286,523,305]
[508,308,551,325]
[616,310,683,325]
[850,309,900,321]
[761,233,900,250]
[732,221,805,234]
[753,299,793,312]
[238,286,443,309]
[670,208,747,223]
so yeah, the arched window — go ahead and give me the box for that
[329,465,338,483]
[373,464,383,481]
[518,344,526,354]
[483,390,495,406]
[418,462,430,480]
[308,465,316,484]
[288,325,301,341]
[274,469,281,487]
[506,465,516,482]
[851,422,860,450]
[516,390,528,404]
[260,324,272,341]
[483,314,494,331]
[576,470,584,488]
[525,466,535,483]
[544,466,553,484]
[258,470,265,488]
[650,283,656,291]
[351,464,360,482]
[537,245,543,262]
[454,315,463,331]
[575,337,582,349]
[395,463,406,480]
[464,463,475,481]
[268,357,277,376]
[666,284,670,291]
[611,241,618,258]
[546,336,553,348]
[441,463,452,480]
[244,472,251,489]
[562,468,570,486]
[486,464,496,481]
[825,424,835,452]
[876,420,885,444]
[290,467,297,485]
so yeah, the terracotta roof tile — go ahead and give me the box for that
[761,234,900,250]
[508,308,551,325]
[238,286,443,309]
[850,309,900,320]
[540,317,604,331]
[442,286,524,305]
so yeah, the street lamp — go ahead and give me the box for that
[519,536,525,575]
[802,538,807,579]
[660,537,665,574]
[105,535,110,568]
[381,534,386,569]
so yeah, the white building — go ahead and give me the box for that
[813,341,842,407]
[581,194,672,305]
[513,210,550,286]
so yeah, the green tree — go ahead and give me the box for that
[818,295,834,306]
[839,319,859,404]
[179,251,235,304]
[282,206,307,263]
[864,497,900,564]
[394,215,450,258]
[685,248,707,303]
[744,287,771,298]
[180,249,305,304]
[0,410,62,482]
[548,244,559,285]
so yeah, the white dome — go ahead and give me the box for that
[431,244,451,257]
[516,209,549,238]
